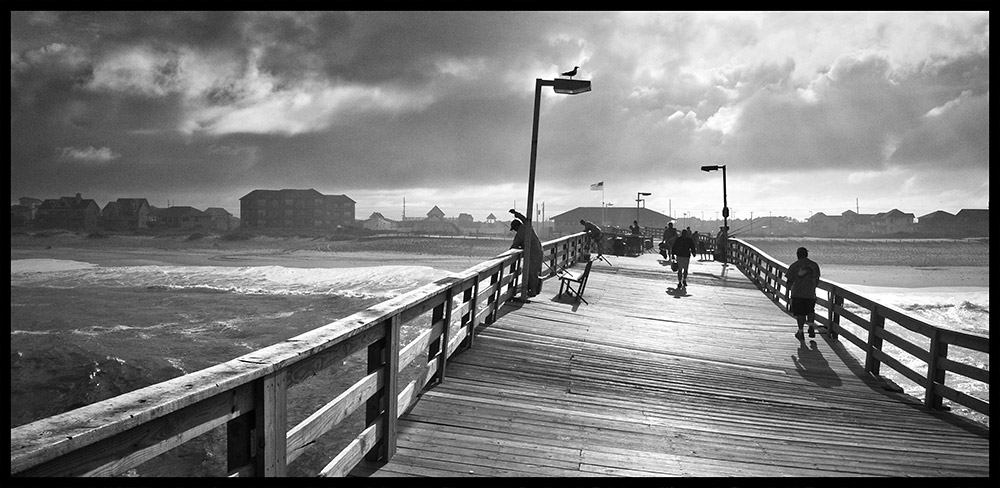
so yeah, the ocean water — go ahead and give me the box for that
[10,241,990,475]
[743,237,989,427]
[11,258,454,476]
[834,284,989,426]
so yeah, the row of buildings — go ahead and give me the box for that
[11,194,238,232]
[12,189,989,238]
[803,208,989,237]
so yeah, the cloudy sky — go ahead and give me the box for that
[11,11,990,222]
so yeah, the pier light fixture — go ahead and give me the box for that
[522,76,592,299]
[635,192,651,222]
[700,164,729,230]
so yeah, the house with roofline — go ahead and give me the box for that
[239,189,356,229]
[35,193,101,230]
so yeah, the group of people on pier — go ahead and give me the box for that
[509,212,821,340]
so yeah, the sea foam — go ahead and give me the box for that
[11,259,454,299]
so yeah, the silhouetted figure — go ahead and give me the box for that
[580,219,602,253]
[671,229,698,289]
[787,247,821,339]
[630,220,641,235]
[716,226,729,264]
[509,209,543,298]
[561,66,579,79]
[662,222,678,260]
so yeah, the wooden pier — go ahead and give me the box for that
[368,253,989,477]
[11,234,989,478]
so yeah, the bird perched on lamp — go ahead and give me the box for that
[561,66,579,79]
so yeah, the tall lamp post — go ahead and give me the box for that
[522,77,591,299]
[701,164,728,264]
[635,192,651,224]
[700,165,728,231]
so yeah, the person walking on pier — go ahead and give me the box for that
[787,247,822,339]
[670,229,698,289]
[662,222,679,260]
[509,209,543,298]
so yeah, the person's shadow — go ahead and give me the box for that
[665,286,689,298]
[791,338,842,388]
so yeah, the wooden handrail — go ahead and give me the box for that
[10,233,591,477]
[726,239,990,418]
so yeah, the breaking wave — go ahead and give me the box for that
[11,258,454,299]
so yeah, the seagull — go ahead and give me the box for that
[561,66,579,79]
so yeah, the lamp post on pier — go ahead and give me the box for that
[522,76,591,299]
[700,165,728,231]
[635,192,651,224]
[701,164,728,264]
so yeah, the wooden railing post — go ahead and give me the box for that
[364,316,399,464]
[865,309,885,376]
[925,329,948,410]
[462,278,479,349]
[228,371,288,477]
[828,288,842,339]
[488,268,501,324]
[512,258,521,296]
[433,288,453,384]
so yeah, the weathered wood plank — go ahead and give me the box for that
[374,253,989,477]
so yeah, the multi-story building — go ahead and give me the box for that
[239,189,356,229]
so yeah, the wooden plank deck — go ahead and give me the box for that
[368,253,989,477]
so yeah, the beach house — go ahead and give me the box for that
[362,212,398,231]
[151,206,211,230]
[101,198,152,231]
[10,197,43,227]
[204,207,237,231]
[410,206,462,235]
[34,193,101,231]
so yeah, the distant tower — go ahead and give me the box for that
[403,197,406,220]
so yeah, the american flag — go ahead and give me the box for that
[590,181,603,191]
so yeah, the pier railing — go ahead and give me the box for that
[726,239,990,418]
[10,233,590,477]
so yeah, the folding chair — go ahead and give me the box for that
[558,258,594,304]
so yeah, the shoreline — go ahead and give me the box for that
[12,233,990,288]
[10,233,508,274]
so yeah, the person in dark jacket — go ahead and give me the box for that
[670,229,698,289]
[580,219,603,253]
[787,247,822,339]
[662,222,679,260]
[510,209,543,298]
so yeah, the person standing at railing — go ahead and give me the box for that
[787,246,822,339]
[580,219,603,254]
[716,226,729,264]
[509,209,543,298]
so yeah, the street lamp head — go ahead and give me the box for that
[701,165,721,172]
[638,192,652,196]
[552,78,592,95]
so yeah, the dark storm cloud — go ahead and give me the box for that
[10,11,990,219]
